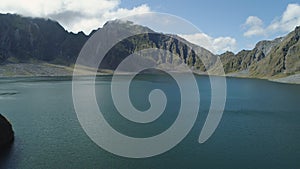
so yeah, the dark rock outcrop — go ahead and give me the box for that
[0,114,14,150]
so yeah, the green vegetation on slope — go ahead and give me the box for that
[219,27,300,78]
[0,13,299,79]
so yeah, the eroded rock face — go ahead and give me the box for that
[0,114,14,150]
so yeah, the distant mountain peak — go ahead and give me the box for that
[103,19,134,27]
[220,26,300,77]
[0,13,299,79]
[102,19,154,34]
[254,37,284,56]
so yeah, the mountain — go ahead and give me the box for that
[0,13,88,65]
[0,13,299,82]
[220,37,283,74]
[219,27,300,79]
[97,21,215,72]
[0,14,214,72]
[250,27,300,77]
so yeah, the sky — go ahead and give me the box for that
[0,0,300,54]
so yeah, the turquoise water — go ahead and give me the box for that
[0,75,299,169]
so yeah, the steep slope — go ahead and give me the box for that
[219,37,283,74]
[0,14,88,65]
[0,13,299,80]
[0,14,215,73]
[99,22,215,72]
[250,26,300,77]
[219,26,300,79]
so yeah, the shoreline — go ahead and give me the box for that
[0,72,299,85]
[0,63,299,84]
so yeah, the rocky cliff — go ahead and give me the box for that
[219,27,300,78]
[250,27,300,77]
[0,13,299,80]
[98,22,215,72]
[0,13,88,65]
[0,14,214,73]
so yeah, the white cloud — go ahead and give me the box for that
[243,3,300,37]
[243,16,265,37]
[63,4,151,34]
[0,0,151,34]
[179,33,237,54]
[268,3,300,32]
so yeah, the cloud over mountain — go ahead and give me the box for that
[243,3,300,37]
[179,33,237,54]
[0,0,151,34]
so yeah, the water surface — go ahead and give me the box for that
[0,75,299,169]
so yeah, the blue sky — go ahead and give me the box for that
[0,0,300,54]
[119,0,300,53]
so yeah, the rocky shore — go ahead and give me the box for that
[0,63,112,77]
[270,74,300,84]
[0,63,299,84]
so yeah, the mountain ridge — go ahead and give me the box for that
[0,13,299,83]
